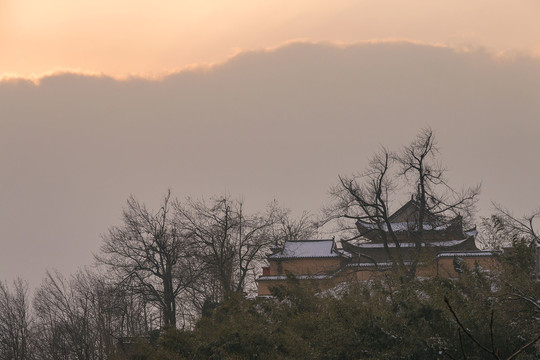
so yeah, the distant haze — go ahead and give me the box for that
[1,41,540,285]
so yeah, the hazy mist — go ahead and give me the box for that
[1,41,539,285]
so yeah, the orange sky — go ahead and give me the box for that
[3,0,540,79]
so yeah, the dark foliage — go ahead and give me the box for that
[176,250,539,360]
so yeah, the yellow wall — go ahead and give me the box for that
[258,255,499,296]
[436,256,498,278]
[257,280,278,296]
[269,257,341,275]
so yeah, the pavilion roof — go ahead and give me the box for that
[269,239,345,259]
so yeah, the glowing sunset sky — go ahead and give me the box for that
[3,0,540,78]
[1,1,540,285]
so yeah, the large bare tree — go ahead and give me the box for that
[326,128,480,277]
[328,149,406,269]
[97,191,196,327]
[397,128,479,227]
[174,196,280,302]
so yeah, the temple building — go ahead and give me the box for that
[257,200,497,296]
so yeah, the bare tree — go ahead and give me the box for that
[33,270,98,360]
[397,128,479,226]
[32,268,163,360]
[395,128,480,274]
[477,215,509,250]
[326,128,480,277]
[67,270,154,358]
[326,149,407,271]
[0,278,31,360]
[96,191,196,328]
[174,196,280,302]
[277,210,319,242]
[492,204,540,245]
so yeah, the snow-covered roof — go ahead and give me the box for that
[257,274,333,281]
[346,251,495,267]
[269,239,339,259]
[357,221,452,232]
[346,261,415,268]
[352,238,469,248]
[464,229,478,237]
[436,251,496,258]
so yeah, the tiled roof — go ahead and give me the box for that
[357,221,452,232]
[387,200,418,221]
[436,251,497,258]
[346,261,415,268]
[257,274,333,281]
[269,239,339,259]
[352,238,469,248]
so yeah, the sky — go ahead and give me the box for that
[1,1,540,286]
[3,0,540,78]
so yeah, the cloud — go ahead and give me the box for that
[1,41,539,285]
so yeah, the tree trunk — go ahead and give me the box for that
[162,274,176,327]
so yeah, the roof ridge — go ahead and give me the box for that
[285,239,334,242]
